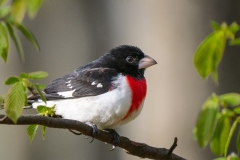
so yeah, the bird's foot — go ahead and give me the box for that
[85,122,99,143]
[68,129,82,135]
[104,129,120,151]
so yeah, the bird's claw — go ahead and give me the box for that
[68,129,82,135]
[85,122,99,143]
[104,129,120,151]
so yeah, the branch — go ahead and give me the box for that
[0,115,186,160]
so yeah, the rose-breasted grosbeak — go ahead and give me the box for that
[29,45,157,130]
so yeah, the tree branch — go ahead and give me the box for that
[0,114,186,160]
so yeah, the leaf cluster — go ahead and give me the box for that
[194,21,240,159]
[0,0,44,62]
[28,105,55,143]
[3,71,48,123]
[0,0,50,146]
[194,93,240,158]
[194,21,240,84]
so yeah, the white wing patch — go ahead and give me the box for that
[66,83,73,89]
[57,90,75,98]
[66,80,71,84]
[97,83,103,88]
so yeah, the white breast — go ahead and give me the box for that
[33,75,133,129]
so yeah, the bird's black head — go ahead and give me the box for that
[100,45,157,79]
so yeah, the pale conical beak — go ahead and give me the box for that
[138,55,157,69]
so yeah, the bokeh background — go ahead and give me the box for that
[1,1,240,160]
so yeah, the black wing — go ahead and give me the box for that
[43,68,119,99]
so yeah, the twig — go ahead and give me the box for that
[27,87,38,96]
[165,137,178,160]
[0,114,186,160]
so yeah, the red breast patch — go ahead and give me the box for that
[121,76,147,120]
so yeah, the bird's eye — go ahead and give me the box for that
[126,56,136,64]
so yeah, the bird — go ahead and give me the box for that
[28,45,157,140]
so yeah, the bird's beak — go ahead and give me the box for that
[138,55,157,69]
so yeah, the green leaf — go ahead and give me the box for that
[192,127,198,141]
[20,72,28,78]
[0,6,11,18]
[23,78,31,88]
[222,108,235,117]
[4,82,26,123]
[0,95,4,107]
[34,83,46,103]
[228,22,240,34]
[48,105,55,117]
[211,21,221,31]
[36,105,55,117]
[14,22,40,51]
[210,116,230,156]
[26,0,44,18]
[11,0,27,23]
[224,117,240,157]
[229,157,240,160]
[237,129,240,155]
[34,83,45,90]
[225,30,235,40]
[36,105,47,113]
[5,22,24,61]
[27,124,39,143]
[4,76,19,85]
[194,30,226,84]
[42,125,46,140]
[234,107,240,114]
[224,22,239,40]
[230,38,240,46]
[219,93,240,107]
[0,23,9,62]
[214,158,227,160]
[196,95,219,148]
[28,71,48,80]
[212,70,218,84]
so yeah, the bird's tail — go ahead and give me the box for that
[1,93,63,110]
[26,94,40,108]
[28,93,65,109]
[0,98,35,110]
